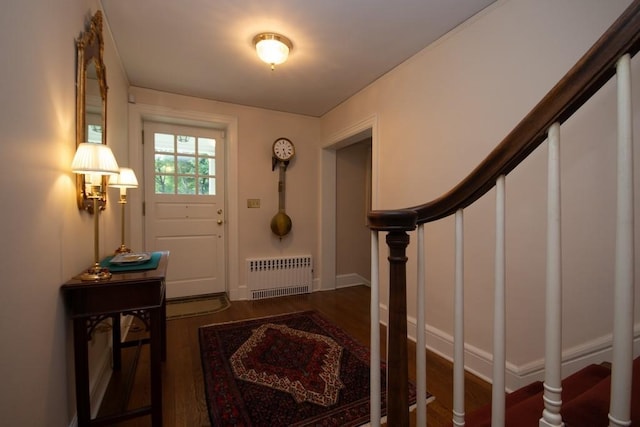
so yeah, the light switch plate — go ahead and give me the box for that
[247,198,260,208]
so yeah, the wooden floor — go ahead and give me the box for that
[99,285,491,426]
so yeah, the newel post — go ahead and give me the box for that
[368,209,417,427]
[386,230,411,425]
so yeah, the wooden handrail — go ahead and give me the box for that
[368,0,640,227]
[367,2,640,426]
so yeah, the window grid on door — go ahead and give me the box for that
[153,132,217,195]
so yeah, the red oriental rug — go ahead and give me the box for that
[199,310,429,426]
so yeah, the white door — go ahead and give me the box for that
[143,122,226,298]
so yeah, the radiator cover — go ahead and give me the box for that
[246,255,312,300]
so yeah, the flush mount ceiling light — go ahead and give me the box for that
[253,32,293,70]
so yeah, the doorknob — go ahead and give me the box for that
[217,219,223,225]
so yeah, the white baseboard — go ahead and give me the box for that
[230,285,247,301]
[335,273,370,289]
[380,304,640,392]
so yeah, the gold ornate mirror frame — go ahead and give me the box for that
[76,10,109,212]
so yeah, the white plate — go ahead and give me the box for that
[110,252,152,265]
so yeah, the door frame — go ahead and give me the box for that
[320,114,379,290]
[128,103,239,296]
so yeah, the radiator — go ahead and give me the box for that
[246,255,312,300]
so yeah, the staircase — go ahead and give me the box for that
[366,1,640,426]
[459,358,639,426]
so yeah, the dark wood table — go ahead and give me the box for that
[62,251,169,427]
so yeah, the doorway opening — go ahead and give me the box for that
[335,138,372,288]
[320,115,378,291]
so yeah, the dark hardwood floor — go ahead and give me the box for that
[98,285,491,426]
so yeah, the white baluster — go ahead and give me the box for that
[609,53,634,427]
[416,224,427,426]
[453,209,466,426]
[371,230,381,427]
[540,122,564,427]
[492,175,506,427]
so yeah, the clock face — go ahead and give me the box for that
[273,138,295,161]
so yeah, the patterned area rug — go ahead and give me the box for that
[199,310,428,426]
[166,293,230,320]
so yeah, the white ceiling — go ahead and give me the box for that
[101,0,496,117]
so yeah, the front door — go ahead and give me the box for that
[143,121,226,298]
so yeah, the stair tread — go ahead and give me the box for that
[457,363,615,427]
[562,357,640,427]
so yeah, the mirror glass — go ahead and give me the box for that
[85,63,103,144]
[76,10,108,212]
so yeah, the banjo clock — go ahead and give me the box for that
[270,138,295,237]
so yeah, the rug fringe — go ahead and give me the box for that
[198,309,315,329]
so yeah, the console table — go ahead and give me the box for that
[62,251,169,427]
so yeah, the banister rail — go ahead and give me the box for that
[369,0,640,227]
[367,1,640,426]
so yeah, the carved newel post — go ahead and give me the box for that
[386,230,411,426]
[367,209,417,427]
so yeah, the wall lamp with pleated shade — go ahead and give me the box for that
[109,167,138,254]
[72,142,120,213]
[71,142,119,280]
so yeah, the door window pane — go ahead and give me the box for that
[199,137,216,157]
[153,132,217,195]
[177,176,196,194]
[177,135,196,155]
[154,133,174,153]
[198,158,216,175]
[155,175,175,194]
[202,177,215,195]
[155,154,175,173]
[177,156,196,175]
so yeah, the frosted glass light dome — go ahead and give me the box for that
[253,33,293,69]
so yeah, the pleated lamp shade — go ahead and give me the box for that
[109,167,138,188]
[71,143,120,176]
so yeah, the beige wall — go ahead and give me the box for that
[0,0,130,425]
[322,0,639,388]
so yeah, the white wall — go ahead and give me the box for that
[322,0,640,388]
[126,87,322,300]
[0,1,130,425]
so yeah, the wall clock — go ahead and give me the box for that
[271,138,295,237]
[272,137,295,162]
